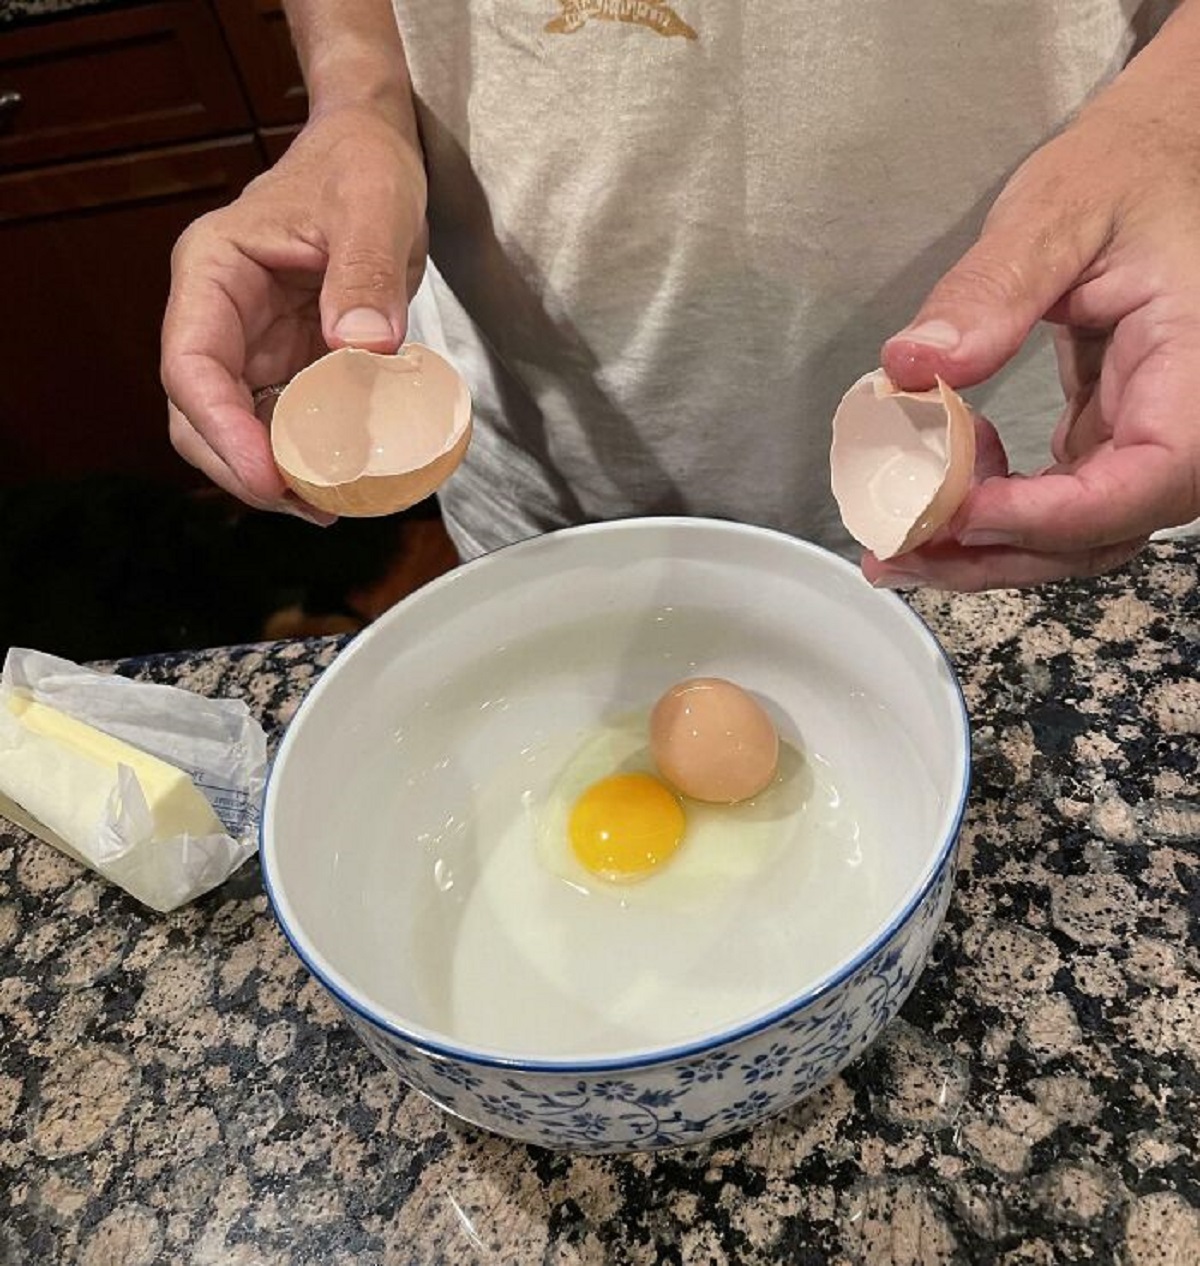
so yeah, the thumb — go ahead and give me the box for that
[320,215,409,354]
[882,175,1106,393]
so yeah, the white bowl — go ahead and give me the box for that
[262,518,969,1152]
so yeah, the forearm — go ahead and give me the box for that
[282,0,420,142]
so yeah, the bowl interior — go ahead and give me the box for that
[263,519,968,1065]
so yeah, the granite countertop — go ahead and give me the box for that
[0,0,155,31]
[1,541,1198,1264]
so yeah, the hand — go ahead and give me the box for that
[161,104,428,522]
[869,42,1200,591]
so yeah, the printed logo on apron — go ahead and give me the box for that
[545,0,698,39]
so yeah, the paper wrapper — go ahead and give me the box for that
[0,648,267,912]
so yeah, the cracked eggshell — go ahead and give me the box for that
[830,369,977,560]
[270,344,472,517]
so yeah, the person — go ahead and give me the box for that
[161,0,1200,593]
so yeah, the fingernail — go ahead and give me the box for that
[958,529,1016,547]
[280,502,335,527]
[333,307,394,345]
[871,572,929,591]
[895,319,961,351]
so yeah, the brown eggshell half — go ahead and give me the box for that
[650,677,779,805]
[830,369,977,560]
[270,344,472,517]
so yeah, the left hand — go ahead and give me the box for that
[868,32,1200,591]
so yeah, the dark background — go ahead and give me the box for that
[0,0,457,662]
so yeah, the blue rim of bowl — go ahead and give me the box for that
[260,516,971,1073]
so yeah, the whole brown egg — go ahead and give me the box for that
[649,677,779,804]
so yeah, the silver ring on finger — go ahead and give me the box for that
[251,382,289,408]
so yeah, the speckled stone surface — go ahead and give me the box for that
[0,0,162,29]
[1,541,1197,1264]
[0,0,150,29]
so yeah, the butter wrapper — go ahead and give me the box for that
[0,648,267,912]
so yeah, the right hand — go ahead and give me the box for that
[161,104,428,521]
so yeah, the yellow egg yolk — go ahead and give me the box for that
[568,772,686,881]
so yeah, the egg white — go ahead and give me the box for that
[417,714,875,1056]
[534,716,811,910]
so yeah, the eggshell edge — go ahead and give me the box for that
[829,369,977,560]
[271,343,473,517]
[895,376,976,556]
[279,418,473,517]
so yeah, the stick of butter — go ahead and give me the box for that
[4,692,226,838]
[0,692,247,912]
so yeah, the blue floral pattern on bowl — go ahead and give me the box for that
[335,844,958,1153]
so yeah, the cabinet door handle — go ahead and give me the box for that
[0,90,23,117]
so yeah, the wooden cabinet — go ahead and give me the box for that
[0,3,252,169]
[0,1,307,488]
[213,0,306,128]
[3,137,264,484]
